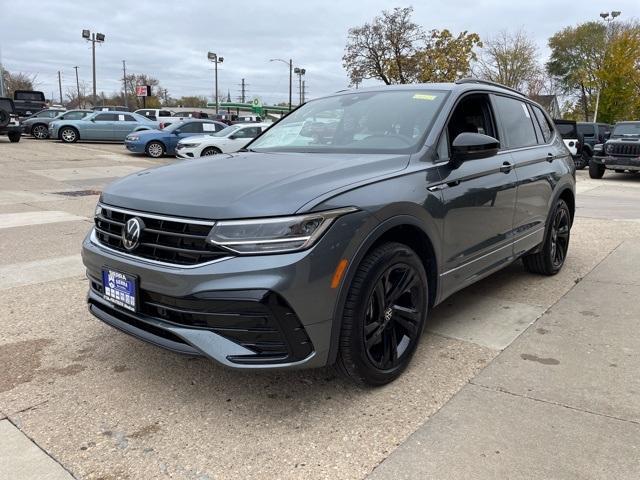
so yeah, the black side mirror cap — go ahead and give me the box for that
[451,132,500,163]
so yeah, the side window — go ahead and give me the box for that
[577,124,595,138]
[122,114,136,122]
[159,111,171,117]
[532,106,553,143]
[179,122,202,133]
[94,113,117,121]
[492,95,538,149]
[235,127,259,138]
[446,93,497,150]
[597,125,609,142]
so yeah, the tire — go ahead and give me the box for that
[31,124,49,139]
[8,132,21,143]
[59,127,79,143]
[0,108,9,128]
[145,141,165,158]
[201,146,221,156]
[588,159,605,179]
[576,151,590,170]
[523,199,571,276]
[335,242,428,386]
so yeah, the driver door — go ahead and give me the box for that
[435,93,518,295]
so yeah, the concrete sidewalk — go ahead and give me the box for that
[369,240,640,479]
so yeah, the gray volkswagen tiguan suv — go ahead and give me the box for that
[82,79,575,386]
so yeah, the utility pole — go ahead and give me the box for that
[207,52,224,114]
[302,80,306,103]
[294,67,306,105]
[122,60,128,110]
[73,66,81,108]
[269,59,293,110]
[57,71,63,105]
[240,78,246,103]
[0,47,5,97]
[594,10,622,122]
[82,30,105,106]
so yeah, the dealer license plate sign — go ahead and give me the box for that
[102,268,137,312]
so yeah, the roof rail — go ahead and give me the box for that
[455,78,526,97]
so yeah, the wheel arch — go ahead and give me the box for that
[327,215,440,365]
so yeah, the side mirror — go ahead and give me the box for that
[228,134,237,140]
[604,131,611,140]
[451,132,500,164]
[174,130,181,135]
[90,118,96,122]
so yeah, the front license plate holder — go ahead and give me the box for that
[101,267,138,312]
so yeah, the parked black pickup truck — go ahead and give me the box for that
[590,121,640,178]
[13,90,47,119]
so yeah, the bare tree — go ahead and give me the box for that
[476,30,541,91]
[1,70,39,96]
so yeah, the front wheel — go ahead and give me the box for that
[523,199,571,276]
[336,242,428,386]
[201,146,221,156]
[589,159,605,179]
[8,132,21,143]
[32,124,49,139]
[60,127,78,143]
[145,141,165,158]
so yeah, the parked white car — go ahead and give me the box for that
[175,122,270,158]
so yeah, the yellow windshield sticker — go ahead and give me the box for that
[413,93,437,100]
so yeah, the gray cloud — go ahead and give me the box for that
[1,0,638,104]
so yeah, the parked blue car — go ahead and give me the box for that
[124,119,227,157]
[49,111,158,143]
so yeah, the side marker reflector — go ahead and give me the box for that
[331,259,349,289]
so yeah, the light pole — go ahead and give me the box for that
[82,29,105,106]
[57,71,63,105]
[73,66,81,108]
[594,11,622,122]
[294,67,306,105]
[207,52,224,114]
[270,58,293,110]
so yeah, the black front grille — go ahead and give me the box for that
[95,205,231,266]
[609,142,640,156]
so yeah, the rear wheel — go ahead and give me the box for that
[588,159,605,179]
[201,146,221,156]
[336,242,428,386]
[32,124,49,139]
[8,132,21,143]
[145,141,165,158]
[576,151,590,170]
[60,127,78,143]
[523,199,571,276]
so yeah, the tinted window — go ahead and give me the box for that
[577,124,595,136]
[492,95,537,149]
[612,123,640,137]
[597,125,609,141]
[159,111,171,117]
[62,111,88,120]
[532,106,553,143]
[555,123,577,138]
[15,91,45,101]
[178,122,203,134]
[0,99,14,112]
[234,126,260,138]
[94,113,117,121]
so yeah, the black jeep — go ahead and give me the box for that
[0,97,22,143]
[590,121,640,178]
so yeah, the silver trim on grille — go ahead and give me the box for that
[98,203,216,226]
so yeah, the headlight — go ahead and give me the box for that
[180,142,200,148]
[94,204,102,217]
[207,207,358,254]
[127,135,139,141]
[605,143,614,154]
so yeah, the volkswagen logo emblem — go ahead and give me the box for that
[122,217,144,251]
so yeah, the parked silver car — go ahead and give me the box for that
[49,111,158,143]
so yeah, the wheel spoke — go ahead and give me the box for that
[387,268,416,303]
[392,305,419,336]
[365,325,384,349]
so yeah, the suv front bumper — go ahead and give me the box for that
[81,212,363,369]
[592,155,640,171]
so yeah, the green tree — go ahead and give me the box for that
[342,7,480,85]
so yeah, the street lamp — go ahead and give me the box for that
[207,52,224,114]
[294,67,306,105]
[594,11,622,122]
[82,29,105,106]
[270,58,293,110]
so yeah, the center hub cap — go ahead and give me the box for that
[383,307,393,322]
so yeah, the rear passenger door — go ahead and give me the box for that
[492,95,559,256]
[113,114,140,140]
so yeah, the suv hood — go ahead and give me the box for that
[101,151,410,219]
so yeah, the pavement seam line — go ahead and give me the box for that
[469,382,640,426]
[5,416,79,480]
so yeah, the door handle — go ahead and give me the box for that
[547,153,555,162]
[500,161,513,173]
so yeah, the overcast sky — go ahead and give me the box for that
[0,0,638,105]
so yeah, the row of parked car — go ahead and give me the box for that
[9,104,269,159]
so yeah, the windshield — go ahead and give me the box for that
[15,91,45,101]
[163,121,186,132]
[213,125,241,137]
[612,123,640,137]
[250,89,447,153]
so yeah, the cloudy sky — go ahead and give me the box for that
[0,0,638,105]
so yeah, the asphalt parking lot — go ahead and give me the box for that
[1,138,640,479]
